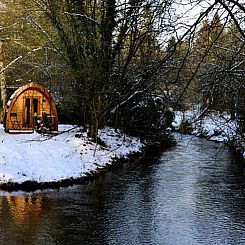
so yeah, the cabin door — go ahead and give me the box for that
[25,97,39,128]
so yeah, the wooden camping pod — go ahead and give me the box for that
[5,82,58,133]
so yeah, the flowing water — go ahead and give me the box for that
[0,134,244,245]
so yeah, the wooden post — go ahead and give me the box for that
[0,40,7,123]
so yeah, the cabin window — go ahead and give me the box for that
[33,98,38,115]
[26,98,31,127]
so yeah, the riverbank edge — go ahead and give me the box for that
[174,110,245,162]
[175,123,245,164]
[0,137,174,192]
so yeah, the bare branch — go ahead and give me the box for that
[64,12,99,25]
[216,0,245,39]
[0,56,22,74]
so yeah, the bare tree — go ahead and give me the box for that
[0,40,7,122]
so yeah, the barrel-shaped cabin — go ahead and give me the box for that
[5,82,58,133]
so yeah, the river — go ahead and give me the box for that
[0,134,244,245]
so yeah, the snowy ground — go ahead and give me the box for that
[0,125,143,185]
[173,110,245,157]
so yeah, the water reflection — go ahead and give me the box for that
[0,195,53,244]
[0,134,244,245]
[7,196,53,231]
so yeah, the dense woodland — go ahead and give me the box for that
[0,0,244,142]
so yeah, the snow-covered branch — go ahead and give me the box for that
[26,16,62,57]
[0,46,45,74]
[231,60,245,71]
[0,56,22,74]
[64,12,99,25]
[111,90,142,113]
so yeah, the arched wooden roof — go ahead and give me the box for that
[7,82,54,111]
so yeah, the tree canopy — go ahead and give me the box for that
[0,0,244,140]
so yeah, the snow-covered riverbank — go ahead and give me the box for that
[1,109,244,191]
[0,125,143,188]
[173,110,245,158]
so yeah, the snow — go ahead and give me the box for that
[0,125,143,185]
[175,111,238,140]
[173,110,245,157]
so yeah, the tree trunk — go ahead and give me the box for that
[0,41,7,123]
[87,93,104,143]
